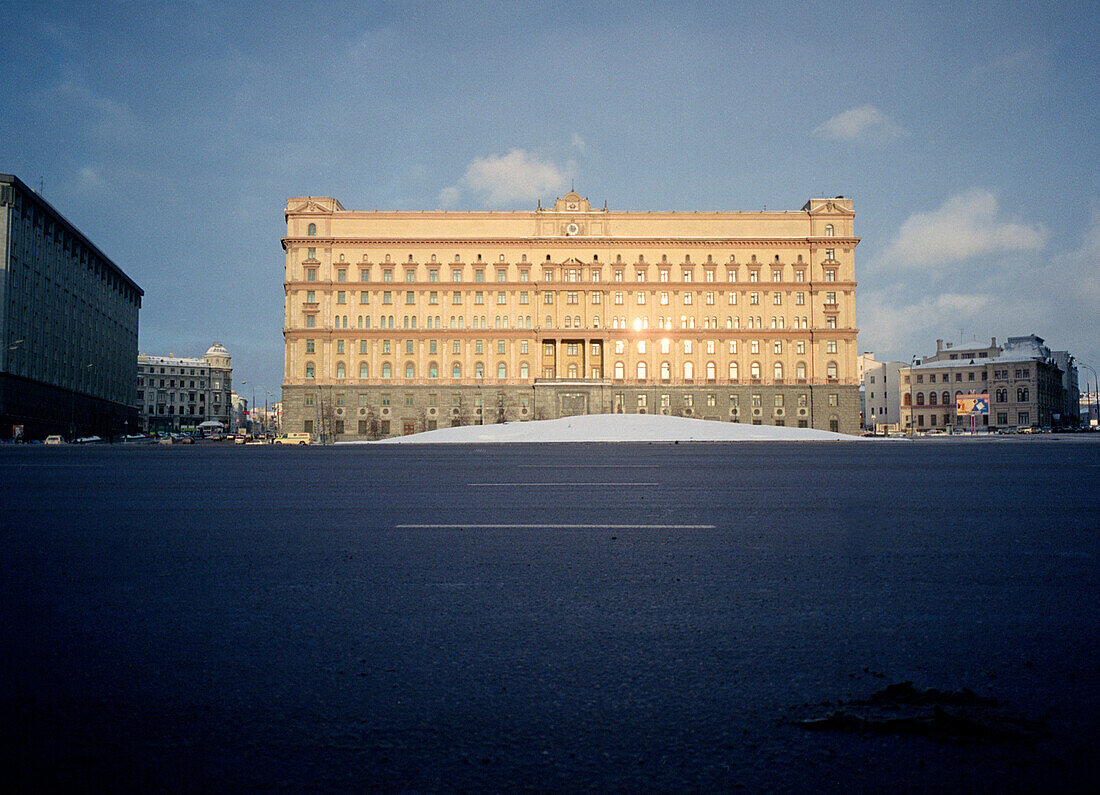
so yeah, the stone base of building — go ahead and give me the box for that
[281,381,860,440]
[0,372,140,441]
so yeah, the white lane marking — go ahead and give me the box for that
[396,524,717,529]
[468,482,658,486]
[516,465,660,468]
[5,463,105,468]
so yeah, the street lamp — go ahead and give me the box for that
[239,380,257,435]
[70,363,93,440]
[1079,361,1099,428]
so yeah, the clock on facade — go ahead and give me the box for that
[565,222,580,235]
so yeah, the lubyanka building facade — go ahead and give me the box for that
[281,192,859,438]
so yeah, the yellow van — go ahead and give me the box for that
[274,432,311,445]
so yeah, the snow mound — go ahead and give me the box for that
[346,413,862,444]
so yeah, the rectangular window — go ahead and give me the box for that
[360,268,370,281]
[452,269,462,282]
[637,292,646,305]
[568,291,578,304]
[429,291,438,305]
[452,292,462,305]
[406,291,415,305]
[337,269,347,282]
[474,291,484,305]
[519,291,529,304]
[475,270,484,282]
[683,292,693,305]
[429,269,438,282]
[706,292,715,305]
[825,269,836,282]
[384,270,393,282]
[497,340,506,355]
[382,291,392,304]
[520,270,529,282]
[592,292,601,304]
[773,293,782,305]
[544,292,553,304]
[497,269,507,282]
[337,291,346,304]
[359,340,369,354]
[496,292,506,305]
[453,340,461,354]
[750,292,759,305]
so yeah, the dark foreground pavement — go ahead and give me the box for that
[2,439,1097,791]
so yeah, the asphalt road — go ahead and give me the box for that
[2,439,1097,791]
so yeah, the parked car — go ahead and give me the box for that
[274,432,311,445]
[44,435,64,445]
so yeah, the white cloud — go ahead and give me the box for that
[815,105,905,142]
[878,189,1047,270]
[439,149,570,208]
[571,133,587,155]
[71,165,106,195]
[859,289,999,360]
[54,78,143,142]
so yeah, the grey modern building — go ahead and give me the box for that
[0,174,143,440]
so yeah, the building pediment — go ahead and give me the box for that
[803,197,855,216]
[286,197,345,215]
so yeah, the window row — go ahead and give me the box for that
[307,314,832,331]
[302,359,840,382]
[295,262,843,285]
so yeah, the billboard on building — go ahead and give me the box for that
[956,394,990,416]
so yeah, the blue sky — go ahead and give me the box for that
[2,0,1098,395]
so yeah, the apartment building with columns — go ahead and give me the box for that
[281,192,859,438]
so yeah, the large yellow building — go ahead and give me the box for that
[281,192,859,438]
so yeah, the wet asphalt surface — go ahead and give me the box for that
[1,438,1097,791]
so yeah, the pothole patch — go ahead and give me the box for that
[791,681,1049,744]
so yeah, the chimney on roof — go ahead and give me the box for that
[936,339,943,352]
